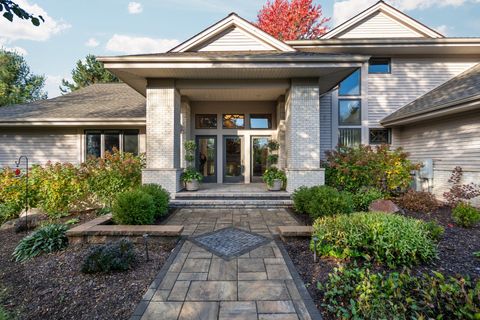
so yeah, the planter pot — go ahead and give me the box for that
[268,179,283,191]
[185,180,200,191]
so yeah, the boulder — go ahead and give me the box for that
[0,218,18,231]
[19,208,46,218]
[15,209,48,233]
[368,199,401,214]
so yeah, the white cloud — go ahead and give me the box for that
[332,0,478,26]
[85,37,100,47]
[128,2,143,14]
[0,38,28,55]
[45,74,70,98]
[435,24,449,35]
[105,34,179,54]
[0,0,71,41]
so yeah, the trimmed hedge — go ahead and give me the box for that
[292,186,354,219]
[112,189,156,225]
[138,184,170,217]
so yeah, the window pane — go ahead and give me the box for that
[197,137,216,179]
[195,114,217,129]
[250,114,272,129]
[339,69,360,96]
[252,137,269,178]
[223,114,245,129]
[369,128,391,144]
[86,132,101,158]
[104,131,120,154]
[369,58,391,74]
[339,100,361,125]
[123,130,139,155]
[339,128,361,148]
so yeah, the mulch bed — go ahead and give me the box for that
[0,215,177,320]
[284,206,480,320]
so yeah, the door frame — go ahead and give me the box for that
[223,135,244,183]
[195,135,217,183]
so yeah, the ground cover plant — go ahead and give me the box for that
[82,239,136,273]
[452,202,480,228]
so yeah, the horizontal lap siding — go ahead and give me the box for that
[196,27,274,51]
[320,93,332,160]
[369,58,477,127]
[0,127,80,168]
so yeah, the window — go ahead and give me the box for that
[250,114,272,129]
[339,128,361,147]
[223,114,245,129]
[339,69,360,96]
[369,128,391,145]
[369,58,391,74]
[339,100,361,125]
[195,114,217,129]
[85,130,139,158]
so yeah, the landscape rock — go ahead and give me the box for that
[15,209,48,233]
[19,208,46,218]
[0,219,18,231]
[368,199,401,213]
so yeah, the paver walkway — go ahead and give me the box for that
[133,208,320,320]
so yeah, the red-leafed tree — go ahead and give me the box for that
[255,0,330,40]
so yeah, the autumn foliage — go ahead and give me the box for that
[256,0,330,40]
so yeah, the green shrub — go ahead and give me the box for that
[352,187,384,211]
[423,221,445,241]
[395,189,440,213]
[0,306,10,320]
[0,202,20,225]
[12,224,69,262]
[320,266,480,320]
[312,212,438,267]
[305,186,354,219]
[112,189,156,225]
[292,186,317,214]
[81,239,136,273]
[325,145,419,195]
[138,184,170,217]
[452,202,480,228]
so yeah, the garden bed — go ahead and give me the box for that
[0,226,176,320]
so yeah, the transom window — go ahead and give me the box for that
[85,130,139,158]
[250,114,272,129]
[339,69,361,96]
[223,114,245,129]
[369,58,391,74]
[369,128,391,144]
[195,114,217,129]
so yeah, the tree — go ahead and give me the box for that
[60,54,119,94]
[256,0,330,40]
[0,49,47,107]
[0,0,44,25]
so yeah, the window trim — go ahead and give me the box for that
[369,128,392,145]
[85,129,139,159]
[338,99,362,126]
[338,69,361,97]
[249,114,272,130]
[368,57,391,74]
[195,114,218,129]
[222,114,245,129]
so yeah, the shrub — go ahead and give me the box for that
[138,184,170,217]
[452,202,480,228]
[12,224,69,262]
[292,186,316,214]
[320,266,480,320]
[83,150,144,207]
[395,189,440,213]
[312,212,438,267]
[0,306,10,320]
[81,239,136,273]
[443,166,480,207]
[0,202,20,225]
[112,189,156,225]
[305,186,354,219]
[351,187,384,211]
[325,145,419,195]
[423,221,445,241]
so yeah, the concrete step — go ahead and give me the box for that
[175,192,291,200]
[170,198,293,208]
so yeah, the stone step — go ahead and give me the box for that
[170,199,293,208]
[175,192,291,200]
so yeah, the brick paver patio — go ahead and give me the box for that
[132,208,320,320]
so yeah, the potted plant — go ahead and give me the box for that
[262,139,286,191]
[181,140,203,191]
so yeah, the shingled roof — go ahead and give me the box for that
[382,63,480,125]
[0,83,145,123]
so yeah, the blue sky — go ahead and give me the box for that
[1,0,480,98]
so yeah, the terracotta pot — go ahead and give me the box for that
[268,179,283,191]
[185,180,200,191]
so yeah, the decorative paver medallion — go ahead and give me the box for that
[190,227,271,260]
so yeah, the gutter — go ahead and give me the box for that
[0,118,146,127]
[286,38,480,46]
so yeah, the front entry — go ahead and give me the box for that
[196,136,217,183]
[251,136,269,182]
[223,136,244,183]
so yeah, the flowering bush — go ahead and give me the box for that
[325,145,419,195]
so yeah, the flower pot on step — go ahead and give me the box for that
[268,179,283,191]
[185,180,200,191]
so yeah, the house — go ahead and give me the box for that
[0,1,479,202]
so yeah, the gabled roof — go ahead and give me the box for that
[0,83,145,125]
[382,63,480,126]
[321,1,444,39]
[169,13,295,52]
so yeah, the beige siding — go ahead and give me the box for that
[0,127,81,167]
[320,92,332,160]
[393,111,480,206]
[369,58,477,126]
[337,12,424,39]
[194,27,275,51]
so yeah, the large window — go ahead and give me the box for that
[250,114,272,129]
[339,69,360,96]
[369,58,391,74]
[195,114,217,129]
[223,114,245,129]
[85,130,139,158]
[369,128,391,145]
[339,100,361,125]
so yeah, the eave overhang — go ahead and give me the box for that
[0,118,146,127]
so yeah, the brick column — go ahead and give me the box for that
[142,79,183,196]
[285,78,325,193]
[180,98,191,169]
